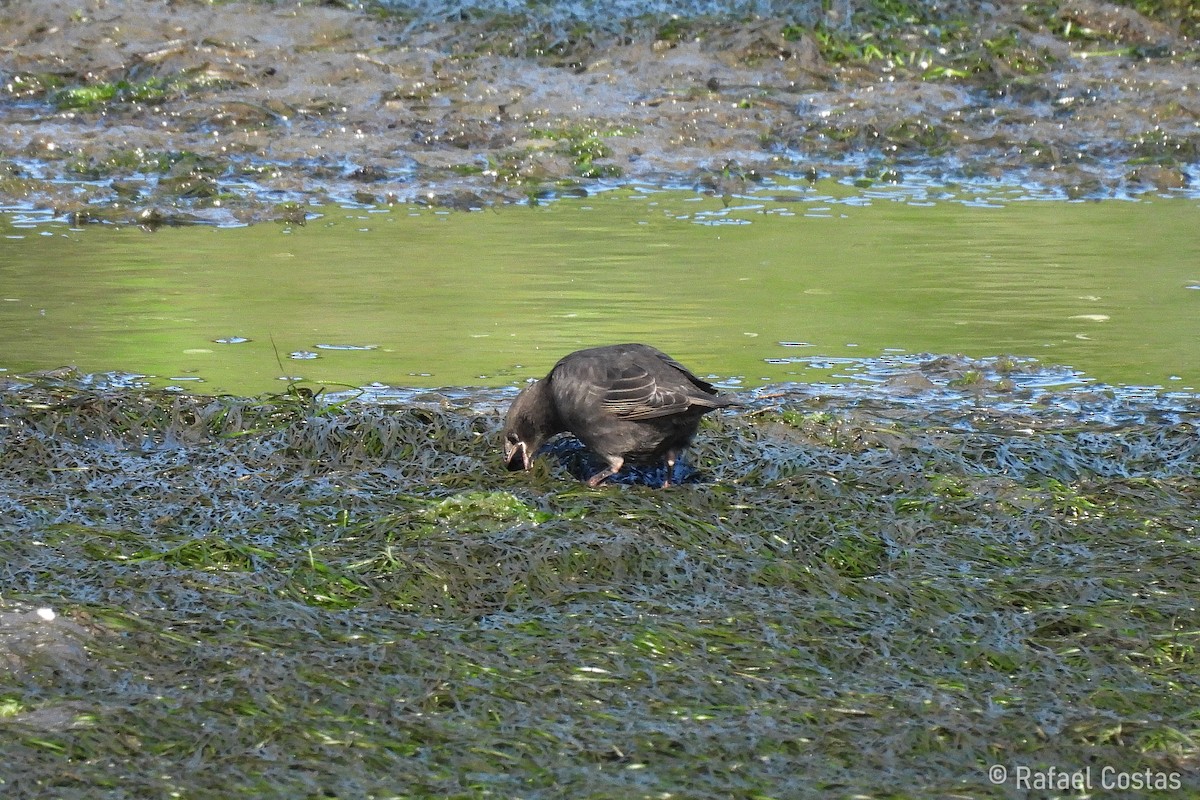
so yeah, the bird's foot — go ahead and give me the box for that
[586,470,615,487]
[586,457,624,488]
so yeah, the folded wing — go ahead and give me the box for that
[600,350,723,420]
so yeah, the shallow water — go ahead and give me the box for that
[1,179,1197,394]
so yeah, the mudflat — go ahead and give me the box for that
[2,0,1197,225]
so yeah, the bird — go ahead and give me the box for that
[502,343,738,487]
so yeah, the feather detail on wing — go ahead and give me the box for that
[600,363,722,420]
[650,351,718,394]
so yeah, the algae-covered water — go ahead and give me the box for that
[2,181,1198,394]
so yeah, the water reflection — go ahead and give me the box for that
[0,182,1196,394]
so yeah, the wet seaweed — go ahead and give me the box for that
[1,361,1198,797]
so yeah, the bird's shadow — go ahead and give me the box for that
[540,438,701,487]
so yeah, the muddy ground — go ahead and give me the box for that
[1,0,1198,225]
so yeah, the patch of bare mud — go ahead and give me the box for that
[1,0,1198,225]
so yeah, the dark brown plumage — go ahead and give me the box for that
[502,343,738,487]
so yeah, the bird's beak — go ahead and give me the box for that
[504,441,530,471]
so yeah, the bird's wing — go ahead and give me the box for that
[601,361,720,420]
[649,349,719,395]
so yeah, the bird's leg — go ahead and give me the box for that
[662,451,678,488]
[586,455,624,488]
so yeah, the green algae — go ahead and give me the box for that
[0,367,1197,797]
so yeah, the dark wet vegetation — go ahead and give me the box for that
[2,0,1199,225]
[2,358,1198,797]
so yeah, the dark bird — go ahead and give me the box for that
[502,343,738,487]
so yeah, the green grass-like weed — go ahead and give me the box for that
[0,371,1197,797]
[530,124,629,178]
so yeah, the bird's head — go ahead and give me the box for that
[501,379,561,471]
